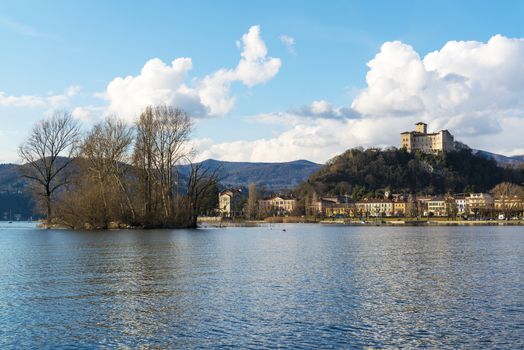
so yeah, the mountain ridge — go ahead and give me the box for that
[178,158,322,191]
[472,150,524,167]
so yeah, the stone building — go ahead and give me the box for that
[466,193,494,215]
[218,189,243,218]
[355,199,394,217]
[400,122,455,153]
[258,195,297,216]
[427,196,457,217]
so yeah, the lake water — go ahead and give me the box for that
[0,222,522,349]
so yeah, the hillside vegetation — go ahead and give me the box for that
[297,148,524,198]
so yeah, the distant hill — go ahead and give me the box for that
[0,164,35,220]
[296,148,524,198]
[0,164,26,191]
[0,158,322,218]
[472,150,524,167]
[178,159,322,191]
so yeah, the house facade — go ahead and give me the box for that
[258,196,297,216]
[466,193,494,214]
[218,189,242,218]
[392,200,407,216]
[355,199,394,217]
[494,196,524,212]
[455,195,467,215]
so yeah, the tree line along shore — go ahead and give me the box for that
[18,106,524,230]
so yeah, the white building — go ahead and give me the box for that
[455,196,467,215]
[218,189,242,217]
[427,197,447,217]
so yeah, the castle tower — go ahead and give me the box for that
[415,122,427,134]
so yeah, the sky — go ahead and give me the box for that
[1,0,524,163]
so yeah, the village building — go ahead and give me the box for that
[400,122,455,154]
[427,196,457,217]
[494,195,524,212]
[427,197,447,216]
[392,200,407,217]
[466,193,494,215]
[308,200,323,216]
[218,189,243,218]
[324,204,356,218]
[317,195,353,217]
[355,198,394,217]
[258,195,297,216]
[455,195,467,215]
[415,196,433,217]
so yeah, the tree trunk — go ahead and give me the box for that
[46,191,52,228]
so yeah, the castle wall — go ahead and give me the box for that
[400,124,455,153]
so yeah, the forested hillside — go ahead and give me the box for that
[296,148,524,198]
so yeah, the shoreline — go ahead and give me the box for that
[11,218,524,230]
[198,217,524,227]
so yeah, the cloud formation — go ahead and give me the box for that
[295,100,360,119]
[352,35,524,137]
[279,35,296,54]
[196,115,402,163]
[0,86,80,110]
[105,25,281,121]
[197,35,524,162]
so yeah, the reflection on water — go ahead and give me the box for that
[0,224,522,348]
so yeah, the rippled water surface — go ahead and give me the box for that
[0,222,523,348]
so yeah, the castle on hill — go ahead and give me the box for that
[400,122,455,153]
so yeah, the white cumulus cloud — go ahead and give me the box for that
[352,35,524,139]
[104,25,281,122]
[235,26,282,86]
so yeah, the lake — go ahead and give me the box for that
[0,222,522,349]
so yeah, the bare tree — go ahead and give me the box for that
[152,106,192,219]
[134,108,156,221]
[246,183,258,219]
[134,105,192,225]
[491,182,524,218]
[186,161,221,228]
[18,111,81,225]
[81,117,136,223]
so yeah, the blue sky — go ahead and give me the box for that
[2,1,524,163]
